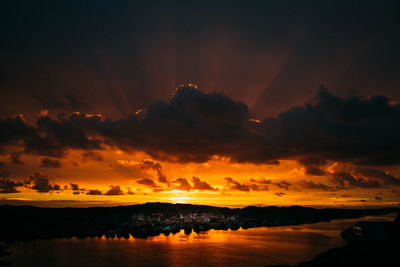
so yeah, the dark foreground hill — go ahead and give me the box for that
[278,212,400,267]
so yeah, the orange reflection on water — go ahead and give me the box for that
[10,214,397,266]
[148,228,245,244]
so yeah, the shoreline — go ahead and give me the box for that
[2,212,398,266]
[0,203,397,242]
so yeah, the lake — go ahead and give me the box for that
[5,213,396,266]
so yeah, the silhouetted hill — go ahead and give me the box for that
[295,213,400,267]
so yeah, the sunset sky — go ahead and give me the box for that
[1,0,400,208]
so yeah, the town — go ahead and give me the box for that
[126,212,241,237]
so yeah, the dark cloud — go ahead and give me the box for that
[2,87,400,169]
[93,88,400,166]
[69,183,80,191]
[174,178,192,191]
[173,177,217,192]
[225,177,251,192]
[104,185,124,195]
[331,171,381,189]
[40,158,62,168]
[25,113,103,157]
[304,167,326,176]
[28,172,61,193]
[295,180,336,191]
[137,176,217,192]
[98,86,251,163]
[251,178,291,190]
[81,151,103,162]
[273,180,292,190]
[265,88,400,166]
[0,178,23,193]
[0,113,103,158]
[330,168,400,189]
[137,178,157,188]
[191,176,218,191]
[298,157,327,176]
[225,177,269,192]
[0,115,35,146]
[86,189,102,195]
[140,160,167,183]
[274,192,286,197]
[354,168,400,186]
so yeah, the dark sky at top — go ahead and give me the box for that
[1,0,400,120]
[2,1,400,206]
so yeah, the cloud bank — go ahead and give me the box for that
[1,86,400,170]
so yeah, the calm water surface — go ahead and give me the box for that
[6,213,396,267]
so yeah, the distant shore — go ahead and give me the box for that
[0,202,397,242]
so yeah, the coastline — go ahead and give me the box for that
[2,209,398,266]
[0,202,397,242]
